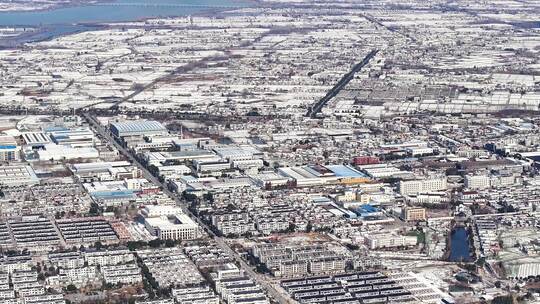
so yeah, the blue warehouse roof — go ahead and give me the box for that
[0,145,17,149]
[110,120,167,135]
[326,165,368,178]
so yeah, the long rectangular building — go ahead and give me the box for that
[110,120,168,138]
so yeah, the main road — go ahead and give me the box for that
[306,49,379,118]
[82,113,292,304]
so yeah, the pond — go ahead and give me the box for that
[448,227,472,262]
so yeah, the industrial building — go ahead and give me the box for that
[21,132,52,148]
[277,164,370,187]
[37,144,99,161]
[145,150,217,166]
[46,127,95,148]
[109,120,168,138]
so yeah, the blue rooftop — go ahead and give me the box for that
[43,126,69,133]
[110,120,167,135]
[91,190,135,199]
[326,165,368,178]
[358,204,379,213]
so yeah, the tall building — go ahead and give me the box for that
[401,207,426,222]
[464,175,491,190]
[399,177,447,195]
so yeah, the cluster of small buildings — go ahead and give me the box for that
[0,215,122,250]
[47,248,140,288]
[252,243,347,278]
[281,271,416,304]
[211,264,269,304]
[0,268,65,304]
[136,248,204,288]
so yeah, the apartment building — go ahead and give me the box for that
[364,233,418,250]
[101,263,142,285]
[399,177,447,195]
[401,207,427,222]
[0,136,20,162]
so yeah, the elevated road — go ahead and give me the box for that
[82,113,292,304]
[306,49,379,118]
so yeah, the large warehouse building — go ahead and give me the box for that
[109,120,168,138]
[277,164,370,187]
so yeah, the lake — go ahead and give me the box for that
[0,0,250,26]
[0,0,251,46]
[448,227,472,262]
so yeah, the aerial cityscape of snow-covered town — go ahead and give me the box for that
[0,0,540,303]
